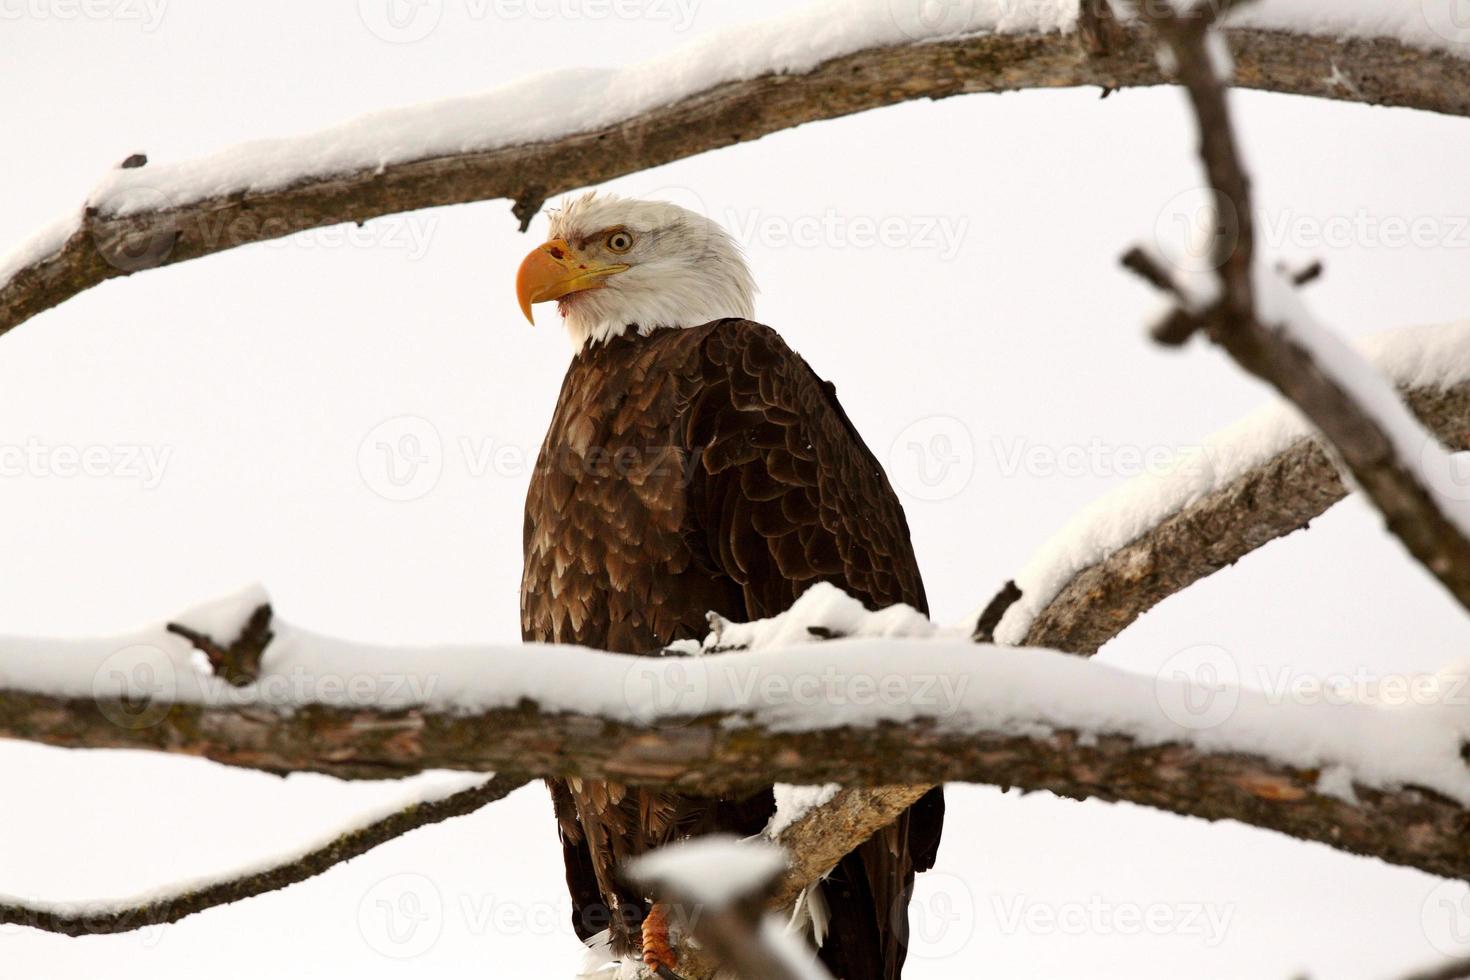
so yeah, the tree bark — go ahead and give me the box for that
[5,677,1470,882]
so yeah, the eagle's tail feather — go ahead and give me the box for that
[815,786,945,980]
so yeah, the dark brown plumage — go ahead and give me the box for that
[522,318,943,979]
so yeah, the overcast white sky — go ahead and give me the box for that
[5,2,1470,978]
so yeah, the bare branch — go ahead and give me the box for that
[1286,259,1324,287]
[972,580,1023,643]
[3,25,1470,337]
[1120,245,1188,301]
[1126,1,1470,617]
[166,603,273,686]
[0,772,529,936]
[1397,956,1470,980]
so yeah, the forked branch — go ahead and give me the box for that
[1121,0,1470,617]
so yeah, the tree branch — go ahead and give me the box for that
[6,4,1470,953]
[6,605,1470,889]
[764,785,932,911]
[1023,382,1470,653]
[774,6,1470,972]
[16,372,1463,956]
[1393,957,1470,980]
[1124,0,1470,617]
[11,680,1470,879]
[0,772,528,936]
[629,837,829,980]
[1398,956,1470,980]
[165,602,273,686]
[973,579,1024,643]
[3,23,1469,337]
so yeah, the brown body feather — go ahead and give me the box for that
[522,318,943,979]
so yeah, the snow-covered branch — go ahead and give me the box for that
[3,1,1469,337]
[1001,349,1470,653]
[1122,0,1470,618]
[7,584,1470,911]
[0,594,540,937]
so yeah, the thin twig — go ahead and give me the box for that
[166,604,274,686]
[973,580,1023,642]
[0,773,529,936]
[1397,956,1470,980]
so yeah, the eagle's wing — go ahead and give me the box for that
[684,318,929,617]
[682,318,945,980]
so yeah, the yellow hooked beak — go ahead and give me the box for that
[515,238,628,324]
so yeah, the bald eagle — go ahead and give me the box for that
[517,193,944,980]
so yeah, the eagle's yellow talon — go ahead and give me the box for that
[641,902,684,979]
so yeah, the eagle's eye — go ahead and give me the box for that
[605,229,634,253]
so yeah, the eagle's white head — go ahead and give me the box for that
[515,192,757,349]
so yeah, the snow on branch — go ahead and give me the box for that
[1120,0,1470,618]
[8,582,1470,926]
[997,327,1470,653]
[3,0,1470,337]
[0,596,533,938]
